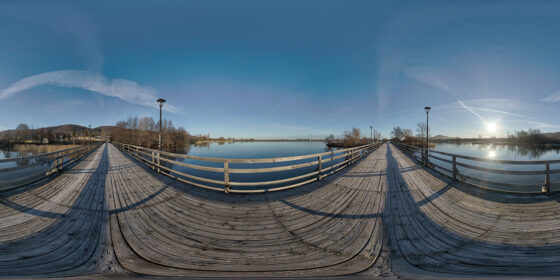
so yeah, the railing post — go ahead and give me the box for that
[317,155,322,180]
[156,152,161,173]
[58,151,63,172]
[544,163,550,195]
[54,152,59,173]
[224,161,230,193]
[151,150,155,170]
[452,155,457,180]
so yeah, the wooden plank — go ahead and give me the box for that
[106,143,387,276]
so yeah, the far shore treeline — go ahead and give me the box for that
[111,116,209,150]
[0,119,212,151]
[2,120,560,152]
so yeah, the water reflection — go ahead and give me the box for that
[437,143,560,160]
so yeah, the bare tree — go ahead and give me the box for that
[16,123,30,142]
[403,129,413,138]
[416,122,427,145]
[373,130,381,140]
[391,126,412,140]
[391,126,404,139]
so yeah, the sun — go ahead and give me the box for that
[485,122,498,133]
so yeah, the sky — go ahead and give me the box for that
[1,0,560,139]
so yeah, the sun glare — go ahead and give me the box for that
[487,150,496,158]
[485,122,498,133]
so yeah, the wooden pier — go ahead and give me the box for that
[2,142,560,278]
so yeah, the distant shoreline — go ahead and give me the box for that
[195,139,325,144]
[431,139,560,147]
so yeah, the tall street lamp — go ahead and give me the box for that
[424,106,431,164]
[157,98,166,150]
[88,124,91,145]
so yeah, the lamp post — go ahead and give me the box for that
[370,125,373,143]
[424,107,431,164]
[157,98,166,150]
[88,125,91,145]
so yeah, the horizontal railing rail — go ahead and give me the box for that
[393,142,559,194]
[117,142,383,194]
[0,143,102,192]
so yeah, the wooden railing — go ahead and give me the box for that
[0,143,102,192]
[394,142,560,194]
[118,142,383,193]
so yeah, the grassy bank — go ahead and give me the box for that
[9,144,82,156]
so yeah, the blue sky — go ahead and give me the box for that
[1,0,560,139]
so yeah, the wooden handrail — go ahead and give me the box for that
[118,141,383,193]
[0,143,102,192]
[392,142,558,195]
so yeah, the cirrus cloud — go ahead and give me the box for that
[542,90,560,103]
[0,70,177,112]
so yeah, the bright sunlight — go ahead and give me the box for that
[485,122,498,134]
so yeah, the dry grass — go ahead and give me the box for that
[12,144,81,155]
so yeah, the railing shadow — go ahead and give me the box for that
[385,144,560,276]
[395,144,553,205]
[277,198,382,219]
[0,144,109,275]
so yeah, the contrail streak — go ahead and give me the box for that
[457,100,484,122]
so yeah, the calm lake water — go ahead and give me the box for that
[433,143,560,161]
[0,150,21,160]
[426,143,560,192]
[184,141,335,158]
[155,141,345,191]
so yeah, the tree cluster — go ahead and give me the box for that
[325,127,379,147]
[506,129,558,145]
[110,116,209,151]
[391,123,432,146]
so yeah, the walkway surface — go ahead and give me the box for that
[1,143,560,278]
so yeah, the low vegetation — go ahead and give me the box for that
[1,144,82,158]
[325,127,381,148]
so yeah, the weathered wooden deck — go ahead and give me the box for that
[2,142,560,278]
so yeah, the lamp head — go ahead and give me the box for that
[157,98,166,105]
[424,106,431,113]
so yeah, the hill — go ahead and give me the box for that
[431,135,454,140]
[0,124,115,142]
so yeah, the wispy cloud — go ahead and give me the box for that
[403,67,540,125]
[542,90,560,103]
[403,67,460,97]
[403,67,490,122]
[457,100,484,121]
[0,70,177,112]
